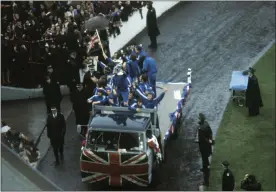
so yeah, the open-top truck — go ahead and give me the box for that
[80,68,192,188]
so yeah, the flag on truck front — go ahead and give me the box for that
[80,149,149,187]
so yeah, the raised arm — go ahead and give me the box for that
[97,61,107,70]
[153,88,168,105]
[135,88,148,103]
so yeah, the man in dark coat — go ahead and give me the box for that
[83,63,101,98]
[70,84,89,137]
[245,67,263,116]
[43,76,62,114]
[47,107,66,166]
[66,52,80,93]
[197,113,213,171]
[146,1,160,49]
[222,160,235,191]
[45,65,58,84]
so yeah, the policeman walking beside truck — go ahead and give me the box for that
[47,107,66,166]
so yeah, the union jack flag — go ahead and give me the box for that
[87,32,100,53]
[80,149,149,187]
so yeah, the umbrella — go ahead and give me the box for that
[68,1,81,7]
[44,1,55,9]
[83,15,110,31]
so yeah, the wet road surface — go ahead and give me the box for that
[1,97,72,140]
[1,97,72,158]
[38,1,275,191]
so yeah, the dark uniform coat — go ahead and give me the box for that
[71,89,89,125]
[245,75,263,116]
[47,113,66,147]
[198,120,213,157]
[83,71,97,98]
[146,7,160,37]
[43,81,62,110]
[222,168,235,191]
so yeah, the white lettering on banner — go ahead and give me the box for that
[174,90,182,100]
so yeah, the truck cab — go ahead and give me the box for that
[80,106,163,188]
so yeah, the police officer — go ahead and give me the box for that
[66,52,80,92]
[46,107,66,166]
[43,76,62,114]
[197,113,213,171]
[83,63,100,98]
[222,160,235,191]
[71,84,89,136]
[146,1,160,49]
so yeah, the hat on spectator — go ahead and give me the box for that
[222,160,230,167]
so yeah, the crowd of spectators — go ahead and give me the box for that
[1,1,146,88]
[1,120,40,168]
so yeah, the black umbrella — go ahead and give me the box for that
[83,15,110,31]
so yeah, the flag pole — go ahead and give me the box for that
[96,29,107,58]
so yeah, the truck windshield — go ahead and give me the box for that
[87,130,145,153]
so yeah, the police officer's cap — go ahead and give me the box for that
[249,67,256,74]
[76,84,83,88]
[147,1,153,5]
[198,113,205,120]
[50,106,57,110]
[47,65,53,69]
[222,160,230,167]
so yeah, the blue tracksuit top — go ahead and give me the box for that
[138,50,147,59]
[142,57,157,77]
[128,103,146,111]
[138,82,151,94]
[126,60,140,78]
[135,89,165,109]
[88,95,106,102]
[128,98,137,106]
[101,94,119,106]
[112,73,130,92]
[93,87,107,96]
